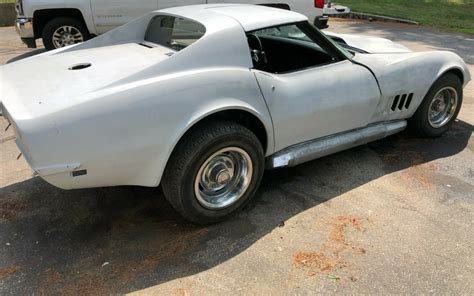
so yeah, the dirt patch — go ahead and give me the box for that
[400,165,436,190]
[36,269,65,296]
[37,268,109,296]
[0,199,27,221]
[321,215,368,258]
[293,251,337,273]
[121,227,209,281]
[379,142,439,190]
[36,227,209,295]
[382,150,425,166]
[328,216,363,245]
[293,215,369,277]
[63,272,109,296]
[173,288,190,296]
[0,265,20,279]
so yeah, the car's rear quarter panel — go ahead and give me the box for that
[3,9,276,189]
[33,67,273,189]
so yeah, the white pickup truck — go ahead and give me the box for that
[14,0,348,50]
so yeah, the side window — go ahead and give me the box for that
[145,15,206,51]
[247,22,339,73]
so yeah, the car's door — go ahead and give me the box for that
[249,23,381,152]
[91,0,158,34]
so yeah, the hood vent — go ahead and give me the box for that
[138,42,153,48]
[68,63,91,70]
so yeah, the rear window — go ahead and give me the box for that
[145,15,206,51]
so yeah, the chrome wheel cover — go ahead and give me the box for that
[428,86,458,128]
[194,147,253,210]
[52,26,84,48]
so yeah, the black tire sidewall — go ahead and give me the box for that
[42,17,89,50]
[179,132,264,224]
[410,73,463,137]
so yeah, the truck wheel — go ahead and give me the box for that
[408,73,463,138]
[42,17,90,50]
[162,121,265,225]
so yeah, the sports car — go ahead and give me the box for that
[0,4,470,224]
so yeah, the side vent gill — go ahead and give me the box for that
[389,93,414,112]
[391,95,400,111]
[405,93,413,108]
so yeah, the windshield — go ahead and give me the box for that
[255,21,355,59]
[253,24,326,52]
[145,15,206,51]
[254,25,312,42]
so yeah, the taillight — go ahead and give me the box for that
[314,0,325,9]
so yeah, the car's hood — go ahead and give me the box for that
[353,50,470,80]
[325,31,411,53]
[0,42,172,119]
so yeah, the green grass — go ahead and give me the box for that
[336,0,474,35]
[0,0,15,3]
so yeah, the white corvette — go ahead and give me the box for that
[0,4,470,224]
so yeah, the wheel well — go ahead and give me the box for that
[443,68,464,85]
[33,9,87,39]
[182,110,268,153]
[257,3,291,10]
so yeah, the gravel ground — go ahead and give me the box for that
[0,19,473,295]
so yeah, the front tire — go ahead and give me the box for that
[161,121,265,225]
[408,73,463,138]
[42,17,90,50]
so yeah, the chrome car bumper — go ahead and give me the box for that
[15,18,36,48]
[15,18,33,38]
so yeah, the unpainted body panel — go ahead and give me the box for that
[254,60,381,152]
[354,51,471,122]
[325,31,411,53]
[8,68,273,189]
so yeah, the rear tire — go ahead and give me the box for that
[408,73,462,138]
[161,121,265,225]
[42,17,90,50]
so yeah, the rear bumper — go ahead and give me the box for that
[15,18,36,48]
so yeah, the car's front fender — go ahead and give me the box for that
[354,51,470,122]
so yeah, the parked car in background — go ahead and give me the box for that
[323,1,350,15]
[14,0,349,50]
[2,5,469,224]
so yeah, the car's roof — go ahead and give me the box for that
[160,4,307,31]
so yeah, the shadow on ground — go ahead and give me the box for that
[6,48,46,64]
[0,120,472,294]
